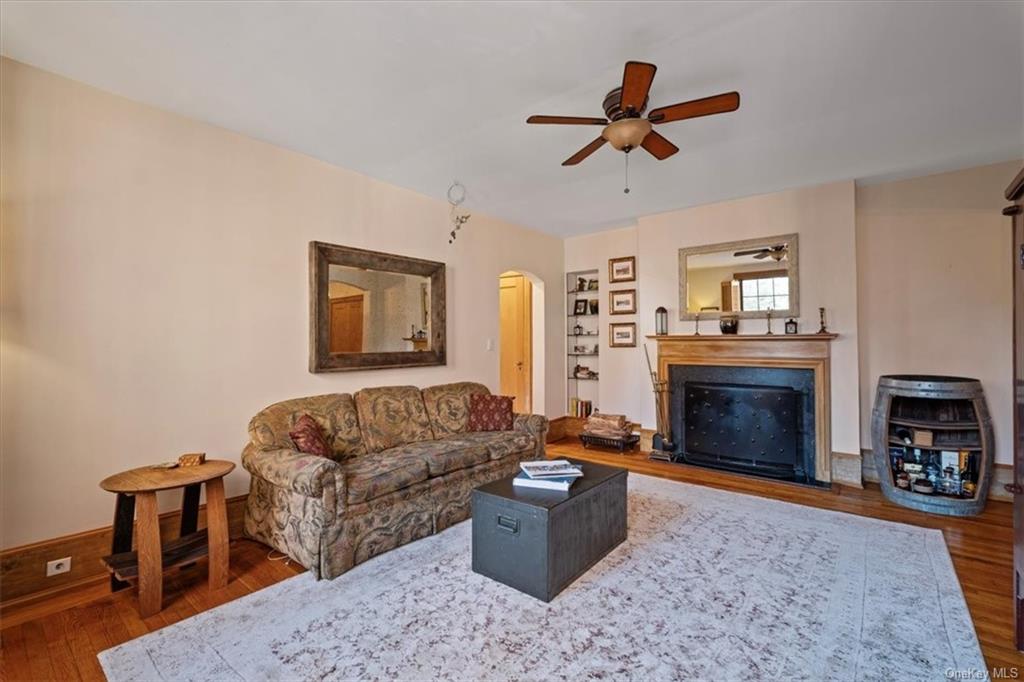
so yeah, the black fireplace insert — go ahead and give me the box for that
[669,365,817,484]
[683,382,802,480]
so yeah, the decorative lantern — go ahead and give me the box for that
[655,307,668,336]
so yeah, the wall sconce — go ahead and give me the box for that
[655,306,668,336]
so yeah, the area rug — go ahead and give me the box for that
[98,474,984,681]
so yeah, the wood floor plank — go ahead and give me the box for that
[0,625,30,682]
[39,613,81,682]
[55,609,104,682]
[20,620,55,681]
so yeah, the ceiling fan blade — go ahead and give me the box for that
[527,115,608,125]
[620,61,657,114]
[733,249,767,257]
[640,130,679,160]
[562,137,607,166]
[648,91,740,124]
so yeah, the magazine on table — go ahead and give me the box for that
[512,472,577,492]
[519,459,583,479]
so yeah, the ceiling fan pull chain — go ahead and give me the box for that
[624,151,630,194]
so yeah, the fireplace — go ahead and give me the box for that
[650,334,839,486]
[670,366,816,483]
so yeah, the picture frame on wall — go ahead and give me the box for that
[609,322,637,347]
[609,289,637,315]
[608,256,636,283]
[573,299,589,316]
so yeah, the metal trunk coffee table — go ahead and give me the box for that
[471,459,627,602]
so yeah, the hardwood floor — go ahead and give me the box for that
[550,440,1024,671]
[0,539,305,681]
[1,440,1020,679]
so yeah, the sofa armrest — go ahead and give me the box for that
[242,442,343,499]
[514,413,549,457]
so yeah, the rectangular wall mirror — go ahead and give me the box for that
[310,242,446,372]
[678,233,799,320]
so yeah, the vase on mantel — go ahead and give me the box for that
[719,315,739,334]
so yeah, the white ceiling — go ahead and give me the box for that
[2,1,1022,237]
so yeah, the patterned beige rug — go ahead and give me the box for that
[99,474,984,681]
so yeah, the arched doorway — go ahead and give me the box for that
[498,270,544,414]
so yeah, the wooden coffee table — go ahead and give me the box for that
[471,459,627,602]
[99,460,234,617]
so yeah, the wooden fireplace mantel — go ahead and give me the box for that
[649,332,838,483]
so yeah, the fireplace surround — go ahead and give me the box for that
[650,334,838,485]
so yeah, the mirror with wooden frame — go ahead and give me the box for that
[309,242,446,372]
[678,233,799,320]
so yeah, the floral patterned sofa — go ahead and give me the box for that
[242,382,547,579]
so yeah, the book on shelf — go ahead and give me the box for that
[512,472,577,492]
[568,398,594,418]
[519,459,583,479]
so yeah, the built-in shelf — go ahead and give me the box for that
[887,417,979,430]
[567,268,600,416]
[888,438,982,451]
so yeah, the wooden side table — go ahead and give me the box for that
[99,460,235,617]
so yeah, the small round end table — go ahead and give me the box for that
[100,459,234,618]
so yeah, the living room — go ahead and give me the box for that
[1,1,1023,680]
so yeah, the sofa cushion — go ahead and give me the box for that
[468,394,515,432]
[441,431,536,461]
[381,439,490,477]
[288,414,332,459]
[249,394,365,461]
[421,382,490,437]
[342,451,430,504]
[354,386,436,452]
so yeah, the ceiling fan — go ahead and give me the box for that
[526,61,740,174]
[734,244,788,261]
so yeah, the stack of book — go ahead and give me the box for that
[513,459,584,492]
[569,398,594,418]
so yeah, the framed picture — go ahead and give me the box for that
[588,299,599,315]
[609,289,637,315]
[609,322,637,347]
[609,256,636,283]
[573,299,588,315]
[587,279,599,290]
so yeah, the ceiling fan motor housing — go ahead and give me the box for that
[603,87,648,121]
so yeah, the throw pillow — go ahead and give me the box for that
[289,414,331,458]
[468,394,514,432]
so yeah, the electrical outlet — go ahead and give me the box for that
[46,557,71,577]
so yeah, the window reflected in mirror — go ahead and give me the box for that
[328,265,431,354]
[679,234,799,320]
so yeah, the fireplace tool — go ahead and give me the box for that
[644,344,675,461]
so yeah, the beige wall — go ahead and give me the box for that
[564,226,638,418]
[0,59,566,548]
[856,161,1018,465]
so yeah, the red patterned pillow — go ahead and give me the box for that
[289,414,331,458]
[468,394,514,432]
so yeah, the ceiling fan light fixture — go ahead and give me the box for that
[602,118,652,151]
